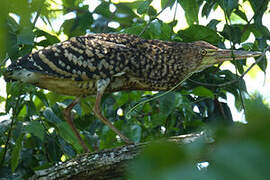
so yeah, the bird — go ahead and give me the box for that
[4,33,262,152]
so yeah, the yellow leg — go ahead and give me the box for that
[63,97,90,152]
[93,79,131,144]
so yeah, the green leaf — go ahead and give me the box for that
[123,24,148,38]
[233,9,248,22]
[148,6,157,17]
[129,142,188,180]
[57,122,82,152]
[94,2,111,18]
[161,0,176,9]
[149,20,171,40]
[137,0,152,14]
[43,107,61,123]
[159,92,177,116]
[249,0,268,26]
[191,86,214,99]
[217,0,238,16]
[178,25,221,44]
[7,29,19,60]
[11,134,24,172]
[26,100,37,116]
[0,96,5,103]
[221,24,242,43]
[0,119,11,136]
[150,20,162,35]
[242,42,254,50]
[6,15,19,32]
[152,112,168,127]
[58,137,76,157]
[231,59,245,74]
[47,136,61,161]
[61,12,93,37]
[17,26,34,45]
[34,91,49,107]
[201,1,216,18]
[178,0,199,25]
[211,142,270,179]
[130,125,142,143]
[25,121,45,140]
[34,29,60,47]
[207,19,221,31]
[257,56,267,72]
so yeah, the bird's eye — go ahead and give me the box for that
[200,49,207,56]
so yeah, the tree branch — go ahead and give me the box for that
[30,132,205,180]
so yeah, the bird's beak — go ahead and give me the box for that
[212,49,262,61]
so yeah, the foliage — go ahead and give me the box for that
[0,0,269,179]
[128,94,270,180]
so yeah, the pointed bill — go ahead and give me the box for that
[213,49,262,61]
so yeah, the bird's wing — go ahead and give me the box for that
[9,34,134,81]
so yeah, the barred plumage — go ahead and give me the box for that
[4,33,262,151]
[5,34,222,95]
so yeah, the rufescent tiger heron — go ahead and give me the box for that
[4,33,262,152]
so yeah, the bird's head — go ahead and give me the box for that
[193,41,262,71]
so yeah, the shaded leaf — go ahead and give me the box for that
[25,121,45,140]
[47,136,61,162]
[217,0,238,16]
[177,25,221,44]
[17,26,34,45]
[249,0,268,26]
[159,92,177,117]
[94,2,111,18]
[207,19,220,31]
[221,24,242,43]
[161,0,176,9]
[130,125,142,143]
[43,107,61,123]
[34,91,49,107]
[257,56,267,73]
[11,134,24,172]
[25,100,37,116]
[191,86,214,99]
[210,142,270,179]
[178,0,200,25]
[202,1,216,18]
[57,122,82,152]
[137,0,152,14]
[233,9,248,22]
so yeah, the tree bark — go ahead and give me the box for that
[30,132,204,180]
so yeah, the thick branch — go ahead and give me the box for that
[30,132,204,180]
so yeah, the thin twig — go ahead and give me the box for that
[0,119,14,167]
[33,6,43,27]
[138,0,173,37]
[126,72,194,119]
[240,0,266,35]
[0,98,19,167]
[235,54,247,115]
[169,1,178,39]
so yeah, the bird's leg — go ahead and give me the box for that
[93,79,132,144]
[63,97,90,152]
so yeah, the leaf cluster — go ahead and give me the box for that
[128,94,270,180]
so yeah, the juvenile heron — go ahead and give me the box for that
[4,33,262,152]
